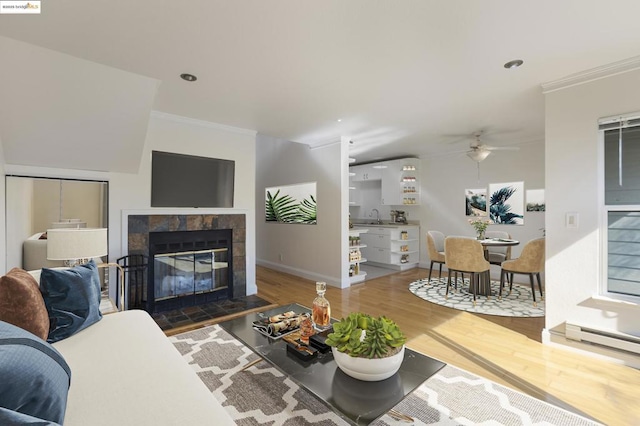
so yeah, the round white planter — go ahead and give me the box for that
[331,346,405,381]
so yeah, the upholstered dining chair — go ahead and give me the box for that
[484,230,512,265]
[444,237,490,305]
[426,231,446,282]
[499,238,545,306]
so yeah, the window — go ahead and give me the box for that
[601,115,640,298]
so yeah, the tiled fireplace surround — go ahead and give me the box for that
[127,214,247,305]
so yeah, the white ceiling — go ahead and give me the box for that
[0,37,159,173]
[2,0,640,165]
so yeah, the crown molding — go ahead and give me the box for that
[150,111,257,136]
[308,137,342,150]
[542,56,640,94]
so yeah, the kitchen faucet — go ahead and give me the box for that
[371,208,381,224]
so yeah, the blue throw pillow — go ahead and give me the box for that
[40,260,102,343]
[0,407,61,425]
[0,321,71,424]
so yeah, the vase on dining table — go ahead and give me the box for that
[477,231,485,240]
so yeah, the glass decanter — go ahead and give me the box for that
[312,281,331,331]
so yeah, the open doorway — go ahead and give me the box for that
[5,176,108,271]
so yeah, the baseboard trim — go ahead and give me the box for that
[256,259,343,288]
[545,325,640,369]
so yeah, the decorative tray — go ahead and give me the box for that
[252,311,309,340]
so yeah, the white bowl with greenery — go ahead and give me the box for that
[326,312,406,381]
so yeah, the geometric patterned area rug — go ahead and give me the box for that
[409,278,545,318]
[170,325,600,425]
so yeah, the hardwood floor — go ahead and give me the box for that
[256,265,640,425]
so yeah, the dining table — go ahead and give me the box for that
[480,237,520,260]
[476,238,520,295]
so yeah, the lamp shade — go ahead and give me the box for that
[47,228,108,261]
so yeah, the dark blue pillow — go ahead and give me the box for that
[0,321,70,424]
[0,407,61,425]
[40,260,102,343]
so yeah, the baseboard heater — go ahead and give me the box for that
[565,323,640,355]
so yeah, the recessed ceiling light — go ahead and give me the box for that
[503,59,524,69]
[180,73,197,82]
[337,118,342,122]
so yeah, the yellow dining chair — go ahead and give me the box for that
[499,238,545,306]
[426,231,446,282]
[444,237,490,305]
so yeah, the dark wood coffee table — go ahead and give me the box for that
[218,303,445,425]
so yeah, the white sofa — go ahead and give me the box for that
[22,233,65,271]
[52,310,234,425]
[27,269,234,425]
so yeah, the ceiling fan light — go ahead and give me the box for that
[467,149,491,162]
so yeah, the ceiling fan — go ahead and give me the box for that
[466,132,519,163]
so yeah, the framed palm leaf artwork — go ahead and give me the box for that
[488,182,524,225]
[265,182,317,224]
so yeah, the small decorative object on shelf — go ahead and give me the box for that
[299,314,315,344]
[400,230,408,240]
[312,281,331,331]
[468,217,492,240]
[349,249,361,262]
[400,254,409,264]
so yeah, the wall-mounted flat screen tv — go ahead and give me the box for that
[151,151,235,208]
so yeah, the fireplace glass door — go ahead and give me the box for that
[153,248,228,301]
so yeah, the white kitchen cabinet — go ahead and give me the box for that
[358,225,419,270]
[381,159,402,205]
[351,163,382,182]
[360,229,391,264]
[349,170,361,206]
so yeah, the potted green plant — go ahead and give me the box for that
[326,312,406,381]
[468,217,492,240]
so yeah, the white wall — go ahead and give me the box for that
[545,69,640,339]
[256,135,347,287]
[5,177,34,269]
[0,142,5,273]
[2,112,258,297]
[418,143,546,279]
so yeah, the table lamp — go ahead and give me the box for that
[47,228,125,311]
[47,228,107,266]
